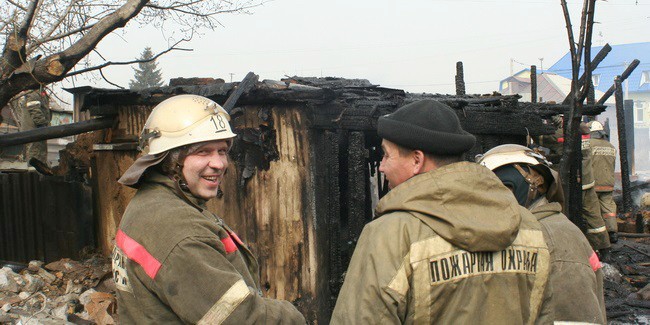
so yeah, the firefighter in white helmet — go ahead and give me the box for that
[589,120,619,243]
[112,95,305,324]
[477,144,606,323]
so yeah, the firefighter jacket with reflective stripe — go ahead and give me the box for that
[530,198,606,323]
[590,138,616,191]
[331,162,553,324]
[112,171,305,324]
[582,136,595,189]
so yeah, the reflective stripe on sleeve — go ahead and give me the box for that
[587,226,607,234]
[198,279,251,325]
[115,229,162,279]
[582,181,595,190]
[603,213,616,219]
[387,257,411,298]
[589,251,602,271]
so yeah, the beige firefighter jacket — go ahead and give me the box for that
[112,171,305,324]
[582,136,595,189]
[331,162,552,324]
[590,138,616,192]
[530,198,606,323]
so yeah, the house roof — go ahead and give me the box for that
[548,42,650,93]
[500,71,613,104]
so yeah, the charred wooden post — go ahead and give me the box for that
[597,59,640,105]
[587,78,596,105]
[614,76,633,215]
[530,65,537,103]
[623,99,636,175]
[562,43,612,105]
[0,117,115,147]
[455,62,466,96]
[222,72,258,112]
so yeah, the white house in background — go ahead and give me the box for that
[499,70,611,104]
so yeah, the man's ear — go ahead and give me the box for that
[413,150,426,174]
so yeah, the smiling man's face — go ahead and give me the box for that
[181,140,230,200]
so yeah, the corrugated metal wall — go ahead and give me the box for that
[0,172,94,263]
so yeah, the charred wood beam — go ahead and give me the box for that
[222,72,258,113]
[614,76,634,215]
[311,104,553,136]
[517,103,606,117]
[562,43,611,105]
[406,94,521,109]
[457,111,553,136]
[531,66,537,103]
[0,117,115,147]
[597,59,640,105]
[456,62,466,96]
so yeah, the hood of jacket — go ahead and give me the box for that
[375,161,522,252]
[529,197,563,221]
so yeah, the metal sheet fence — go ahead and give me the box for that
[0,171,94,263]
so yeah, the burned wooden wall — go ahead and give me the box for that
[68,76,581,323]
[0,172,94,263]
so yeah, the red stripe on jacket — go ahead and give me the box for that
[589,251,602,271]
[557,134,591,143]
[221,236,238,254]
[116,230,162,279]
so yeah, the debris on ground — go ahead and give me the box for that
[0,254,116,324]
[0,240,649,324]
[604,237,650,324]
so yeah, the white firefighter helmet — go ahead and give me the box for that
[476,144,545,171]
[589,120,604,132]
[476,143,563,207]
[140,94,236,155]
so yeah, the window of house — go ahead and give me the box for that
[635,101,646,123]
[641,71,650,86]
[592,74,600,87]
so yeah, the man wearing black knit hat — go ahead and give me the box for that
[332,100,553,324]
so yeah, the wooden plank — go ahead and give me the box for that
[0,117,115,147]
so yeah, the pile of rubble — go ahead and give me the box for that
[1,240,649,324]
[604,237,650,323]
[0,256,116,324]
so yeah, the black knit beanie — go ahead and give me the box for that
[377,100,476,155]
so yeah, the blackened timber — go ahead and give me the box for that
[614,76,633,215]
[562,44,612,105]
[531,66,537,103]
[597,59,640,105]
[222,72,258,112]
[457,111,554,136]
[456,62,466,96]
[345,132,370,243]
[517,103,607,116]
[0,117,115,147]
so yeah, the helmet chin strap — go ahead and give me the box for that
[512,163,547,208]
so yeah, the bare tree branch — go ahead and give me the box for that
[99,68,123,89]
[578,0,596,102]
[29,24,96,50]
[32,0,78,51]
[66,41,191,77]
[0,0,39,79]
[0,0,265,109]
[6,0,28,12]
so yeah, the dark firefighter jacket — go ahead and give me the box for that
[112,171,305,324]
[530,198,606,323]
